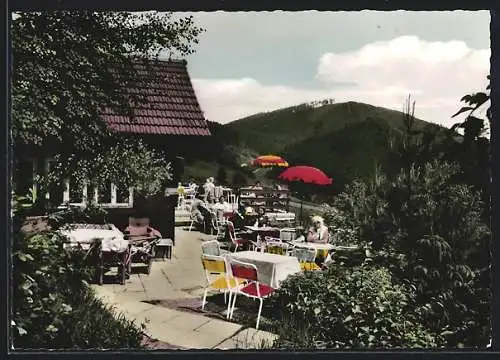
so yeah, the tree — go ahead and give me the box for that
[216,166,228,186]
[448,77,491,217]
[12,11,204,199]
[232,172,247,189]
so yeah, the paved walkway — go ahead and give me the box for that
[91,227,278,350]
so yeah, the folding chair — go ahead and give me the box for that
[250,235,266,252]
[201,254,245,317]
[264,227,296,243]
[265,241,290,256]
[228,259,275,329]
[291,248,321,271]
[188,212,198,232]
[316,248,330,263]
[280,228,297,242]
[177,193,185,208]
[226,220,247,252]
[202,240,222,256]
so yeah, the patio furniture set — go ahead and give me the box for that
[59,218,173,285]
[199,217,334,329]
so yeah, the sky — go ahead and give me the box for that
[170,11,490,128]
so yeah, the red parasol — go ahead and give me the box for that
[252,155,289,168]
[278,166,332,185]
[278,165,332,224]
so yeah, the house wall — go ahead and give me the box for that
[14,133,194,245]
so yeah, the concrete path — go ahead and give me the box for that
[91,227,278,350]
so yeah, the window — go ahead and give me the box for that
[116,184,131,204]
[41,158,134,208]
[46,160,65,207]
[68,177,85,204]
[13,158,36,198]
[62,181,134,208]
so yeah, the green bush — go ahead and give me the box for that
[327,160,491,347]
[12,208,144,349]
[322,205,360,246]
[47,204,109,229]
[270,264,439,349]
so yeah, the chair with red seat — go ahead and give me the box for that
[228,259,275,329]
[124,217,162,240]
[226,220,247,252]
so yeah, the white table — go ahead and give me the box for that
[244,226,281,233]
[226,251,301,288]
[291,242,334,251]
[60,226,128,252]
[266,212,296,221]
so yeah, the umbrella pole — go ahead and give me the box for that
[300,197,303,226]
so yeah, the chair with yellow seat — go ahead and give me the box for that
[315,248,329,263]
[201,254,246,318]
[291,248,321,271]
[265,241,290,256]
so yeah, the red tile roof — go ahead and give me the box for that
[101,58,211,136]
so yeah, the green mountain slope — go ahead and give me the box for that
[226,101,440,155]
[223,101,450,193]
[284,117,402,192]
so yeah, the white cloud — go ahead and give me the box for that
[192,36,490,126]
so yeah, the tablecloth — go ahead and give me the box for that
[60,226,128,252]
[291,242,334,251]
[226,251,301,288]
[244,226,281,232]
[266,212,296,221]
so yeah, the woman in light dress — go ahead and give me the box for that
[295,215,329,244]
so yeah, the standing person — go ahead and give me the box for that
[204,177,216,203]
[202,178,210,201]
[177,182,185,196]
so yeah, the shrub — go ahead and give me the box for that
[328,160,491,347]
[47,204,109,229]
[270,264,439,349]
[322,205,360,246]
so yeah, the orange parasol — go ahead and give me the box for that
[252,155,289,168]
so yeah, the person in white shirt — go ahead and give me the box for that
[306,216,329,243]
[203,177,216,203]
[210,196,228,221]
[295,215,330,244]
[252,181,263,190]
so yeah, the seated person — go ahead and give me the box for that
[253,207,268,227]
[296,215,329,243]
[306,216,329,243]
[191,194,214,234]
[213,196,232,221]
[252,181,263,190]
[217,196,232,210]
